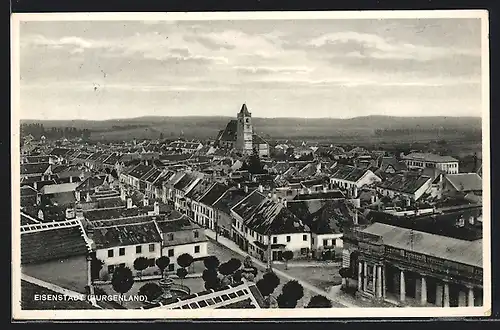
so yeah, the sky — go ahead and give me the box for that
[18,17,483,120]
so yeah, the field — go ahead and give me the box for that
[21,115,482,145]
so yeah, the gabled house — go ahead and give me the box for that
[21,162,52,179]
[329,165,382,194]
[193,182,229,232]
[443,173,482,197]
[230,190,310,262]
[376,173,433,202]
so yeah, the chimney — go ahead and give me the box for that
[120,186,126,201]
[65,208,76,220]
[86,192,91,202]
[237,183,241,189]
[75,205,84,220]
[282,198,287,207]
[127,197,133,209]
[76,190,81,202]
[272,192,277,201]
[69,176,73,183]
[370,195,375,204]
[353,209,359,225]
[143,196,149,207]
[244,185,249,193]
[352,186,358,198]
[323,185,328,193]
[154,201,160,215]
[34,181,38,190]
[259,184,264,193]
[406,198,411,207]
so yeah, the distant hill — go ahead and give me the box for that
[20,115,481,142]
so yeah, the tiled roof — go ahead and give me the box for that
[103,153,122,165]
[88,152,104,161]
[49,148,73,157]
[185,179,213,201]
[173,174,198,191]
[218,120,238,142]
[233,191,308,235]
[84,207,150,221]
[24,155,50,163]
[330,165,368,183]
[92,221,162,249]
[169,141,202,149]
[361,222,482,268]
[213,187,249,215]
[445,173,482,192]
[142,168,164,184]
[379,157,407,172]
[403,152,458,163]
[128,164,154,180]
[155,214,203,233]
[287,199,357,234]
[76,175,107,191]
[21,163,50,175]
[377,174,432,194]
[21,220,89,264]
[199,183,229,206]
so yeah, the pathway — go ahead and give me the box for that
[205,229,351,308]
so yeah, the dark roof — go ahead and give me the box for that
[92,221,162,249]
[24,155,50,163]
[84,206,152,221]
[103,153,121,165]
[49,148,73,157]
[174,173,198,191]
[330,165,369,183]
[213,187,249,214]
[88,152,104,161]
[293,190,345,201]
[287,199,358,234]
[142,168,164,184]
[76,176,107,191]
[21,185,38,197]
[233,191,308,235]
[218,120,238,142]
[199,183,229,206]
[377,174,432,194]
[156,215,203,233]
[185,179,213,201]
[21,221,89,264]
[379,157,407,172]
[128,164,154,180]
[21,163,50,175]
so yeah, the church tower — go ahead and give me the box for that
[236,103,254,155]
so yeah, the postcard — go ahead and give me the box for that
[11,10,490,320]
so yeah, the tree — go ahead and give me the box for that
[176,268,188,285]
[177,253,194,272]
[282,250,294,270]
[256,272,280,298]
[203,256,220,271]
[90,257,104,281]
[155,256,170,275]
[138,283,163,302]
[133,257,150,280]
[111,266,134,305]
[202,268,220,290]
[277,280,304,308]
[339,267,351,288]
[242,148,266,174]
[306,295,332,308]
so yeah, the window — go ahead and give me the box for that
[108,249,114,258]
[168,249,174,257]
[119,248,125,256]
[323,239,329,247]
[332,239,336,247]
[194,245,200,254]
[168,264,175,272]
[286,236,291,242]
[108,265,115,274]
[273,237,277,244]
[303,234,308,241]
[136,245,142,254]
[149,244,155,252]
[167,233,174,241]
[194,230,199,238]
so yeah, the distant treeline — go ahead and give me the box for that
[95,124,150,132]
[374,127,481,139]
[21,123,91,140]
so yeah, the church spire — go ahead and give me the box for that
[240,103,251,116]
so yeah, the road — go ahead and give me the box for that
[204,230,349,308]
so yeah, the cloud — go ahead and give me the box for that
[307,31,479,61]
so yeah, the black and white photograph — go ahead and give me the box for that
[11,11,490,319]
